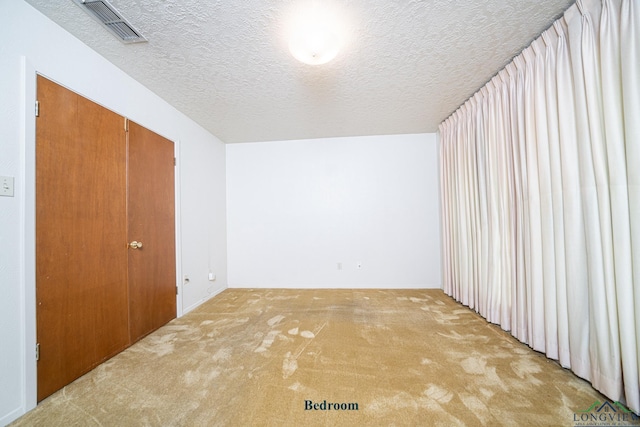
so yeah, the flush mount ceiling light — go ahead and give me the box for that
[288,2,344,65]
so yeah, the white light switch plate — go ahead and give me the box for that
[0,176,14,197]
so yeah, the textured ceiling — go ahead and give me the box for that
[24,0,574,143]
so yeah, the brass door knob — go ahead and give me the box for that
[129,241,143,249]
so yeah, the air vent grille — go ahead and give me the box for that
[106,21,142,42]
[74,0,147,44]
[84,1,120,22]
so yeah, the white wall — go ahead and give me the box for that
[226,134,441,288]
[0,1,227,424]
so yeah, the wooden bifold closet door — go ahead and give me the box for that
[127,120,177,343]
[35,75,176,402]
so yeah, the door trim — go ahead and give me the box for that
[174,139,184,318]
[20,61,183,413]
[20,56,38,416]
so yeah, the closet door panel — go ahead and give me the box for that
[127,120,177,343]
[35,75,129,402]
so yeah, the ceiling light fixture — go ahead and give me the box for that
[288,2,343,65]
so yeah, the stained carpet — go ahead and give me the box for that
[12,289,623,426]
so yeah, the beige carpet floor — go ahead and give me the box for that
[12,289,622,426]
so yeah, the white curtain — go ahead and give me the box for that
[439,0,640,413]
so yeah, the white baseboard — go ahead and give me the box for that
[182,286,227,315]
[1,405,26,426]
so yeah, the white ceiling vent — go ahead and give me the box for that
[73,0,147,44]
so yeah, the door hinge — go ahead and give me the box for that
[36,343,40,361]
[174,157,176,166]
[176,286,179,295]
[35,101,40,117]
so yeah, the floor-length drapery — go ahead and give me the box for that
[439,0,639,413]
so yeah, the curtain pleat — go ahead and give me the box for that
[620,0,640,408]
[532,38,559,358]
[600,0,639,406]
[543,28,568,365]
[506,62,528,343]
[497,73,513,328]
[572,0,623,399]
[514,55,533,347]
[438,0,639,413]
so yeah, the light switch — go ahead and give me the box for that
[0,176,14,197]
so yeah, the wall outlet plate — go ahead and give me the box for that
[0,176,15,197]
